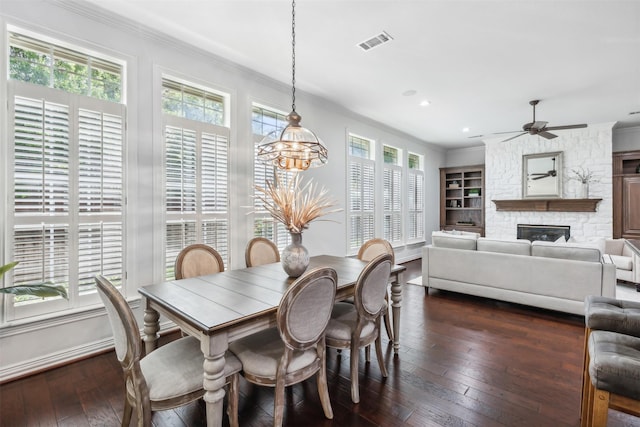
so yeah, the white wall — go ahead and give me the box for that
[0,1,443,381]
[484,123,614,240]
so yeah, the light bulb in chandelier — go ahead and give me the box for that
[257,110,328,171]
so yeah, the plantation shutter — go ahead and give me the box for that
[348,158,375,251]
[408,170,425,241]
[383,166,402,244]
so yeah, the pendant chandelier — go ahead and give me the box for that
[257,0,328,171]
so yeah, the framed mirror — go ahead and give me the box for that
[522,151,563,198]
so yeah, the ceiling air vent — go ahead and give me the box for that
[357,31,393,51]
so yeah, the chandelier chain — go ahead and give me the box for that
[291,0,296,112]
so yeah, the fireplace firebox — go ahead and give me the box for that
[517,224,570,242]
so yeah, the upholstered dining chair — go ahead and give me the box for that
[174,243,224,280]
[245,237,280,267]
[96,275,242,427]
[324,253,393,404]
[228,267,337,426]
[357,238,394,342]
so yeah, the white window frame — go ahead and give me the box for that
[162,77,230,280]
[407,152,425,244]
[346,133,376,254]
[5,81,126,321]
[382,144,403,246]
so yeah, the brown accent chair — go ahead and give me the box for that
[228,267,337,426]
[96,275,241,427]
[324,253,393,403]
[245,237,280,267]
[174,243,224,279]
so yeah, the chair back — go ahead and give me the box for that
[354,253,393,319]
[277,267,337,351]
[96,275,143,373]
[245,237,280,267]
[175,244,224,279]
[357,238,395,264]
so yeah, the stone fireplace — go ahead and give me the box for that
[483,122,614,240]
[517,224,570,242]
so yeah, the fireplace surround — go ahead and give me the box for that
[517,224,570,242]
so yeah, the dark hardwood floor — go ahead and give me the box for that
[2,259,638,426]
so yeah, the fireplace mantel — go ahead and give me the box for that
[492,198,602,212]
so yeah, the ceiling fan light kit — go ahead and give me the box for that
[499,100,587,142]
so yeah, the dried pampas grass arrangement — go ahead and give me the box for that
[254,173,342,234]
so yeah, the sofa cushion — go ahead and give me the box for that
[432,231,478,250]
[477,238,531,256]
[610,254,633,271]
[531,241,601,262]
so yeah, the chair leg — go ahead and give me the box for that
[375,334,388,378]
[365,345,371,362]
[316,348,333,420]
[580,327,591,424]
[591,388,610,427]
[121,395,133,427]
[383,308,394,342]
[227,374,240,427]
[350,340,360,404]
[273,376,286,427]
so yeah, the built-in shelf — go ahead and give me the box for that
[492,198,602,212]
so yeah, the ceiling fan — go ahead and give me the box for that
[497,100,587,142]
[529,157,557,180]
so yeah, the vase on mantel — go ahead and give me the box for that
[281,232,309,278]
[579,182,589,199]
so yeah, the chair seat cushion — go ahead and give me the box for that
[588,330,640,400]
[136,336,241,402]
[610,254,633,271]
[228,328,317,379]
[584,295,640,337]
[324,302,375,341]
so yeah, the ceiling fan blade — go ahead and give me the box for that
[532,174,550,180]
[538,131,557,139]
[531,121,548,130]
[502,132,527,142]
[544,124,587,131]
[492,130,522,135]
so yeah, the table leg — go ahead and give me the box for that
[142,301,160,355]
[201,333,229,427]
[390,270,404,354]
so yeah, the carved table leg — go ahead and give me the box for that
[391,270,404,355]
[202,333,229,427]
[143,301,160,355]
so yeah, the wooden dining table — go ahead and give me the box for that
[139,254,406,427]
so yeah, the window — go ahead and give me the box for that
[407,153,425,242]
[251,104,291,251]
[162,78,229,279]
[5,32,125,320]
[383,145,402,245]
[347,134,375,252]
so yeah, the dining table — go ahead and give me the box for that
[139,254,406,427]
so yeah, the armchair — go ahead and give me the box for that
[604,239,640,286]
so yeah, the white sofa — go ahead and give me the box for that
[604,238,640,285]
[421,232,617,315]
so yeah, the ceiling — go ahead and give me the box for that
[83,0,640,149]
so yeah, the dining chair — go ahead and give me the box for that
[174,243,224,279]
[228,267,337,426]
[324,253,393,404]
[245,237,280,267]
[357,238,395,342]
[95,275,242,427]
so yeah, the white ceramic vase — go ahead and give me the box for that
[281,233,309,278]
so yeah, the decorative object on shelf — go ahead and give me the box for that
[468,188,480,197]
[449,180,459,189]
[254,173,341,277]
[569,166,599,199]
[256,0,328,171]
[636,163,640,174]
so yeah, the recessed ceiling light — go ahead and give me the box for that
[402,90,417,97]
[462,127,470,133]
[420,100,431,107]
